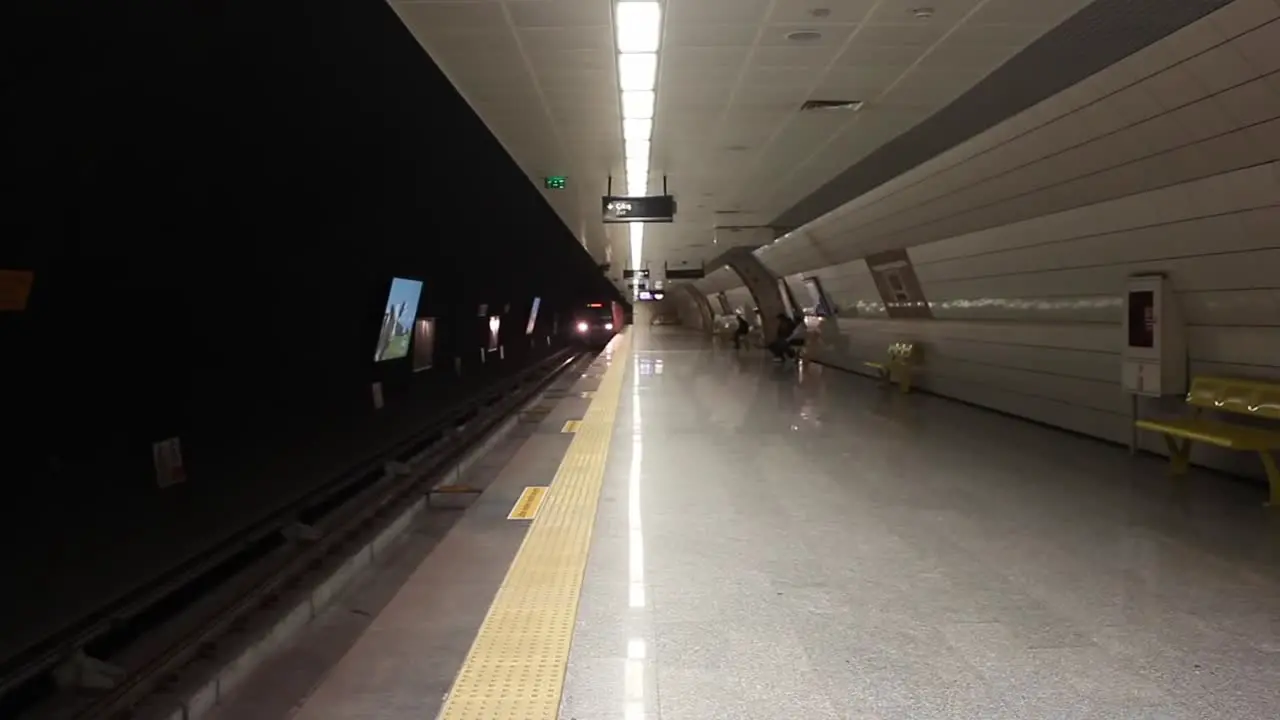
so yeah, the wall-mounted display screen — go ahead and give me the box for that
[526,297,541,335]
[487,315,501,351]
[374,277,423,362]
[412,318,436,372]
[1127,290,1155,348]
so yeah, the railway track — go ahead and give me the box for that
[0,349,592,719]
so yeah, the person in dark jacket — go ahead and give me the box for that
[768,313,796,361]
[733,313,750,349]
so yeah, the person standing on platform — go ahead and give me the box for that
[733,313,750,349]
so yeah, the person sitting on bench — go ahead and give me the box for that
[769,313,797,361]
[784,314,807,359]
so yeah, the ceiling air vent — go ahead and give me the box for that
[800,99,864,112]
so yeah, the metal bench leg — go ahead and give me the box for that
[1163,436,1192,475]
[1258,451,1280,507]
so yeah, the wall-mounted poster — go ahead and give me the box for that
[487,315,501,351]
[526,297,541,335]
[412,318,436,371]
[374,277,423,361]
[152,436,186,488]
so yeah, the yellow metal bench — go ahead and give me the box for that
[1135,376,1280,506]
[864,341,919,393]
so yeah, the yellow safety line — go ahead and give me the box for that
[437,331,630,720]
[507,486,547,520]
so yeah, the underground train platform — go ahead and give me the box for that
[187,325,1280,720]
[7,0,1280,718]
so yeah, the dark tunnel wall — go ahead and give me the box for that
[0,1,622,665]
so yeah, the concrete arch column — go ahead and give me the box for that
[707,238,788,341]
[673,284,714,332]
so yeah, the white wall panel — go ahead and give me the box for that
[766,1,1280,485]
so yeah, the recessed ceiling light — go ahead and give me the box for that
[785,30,823,42]
[911,7,934,19]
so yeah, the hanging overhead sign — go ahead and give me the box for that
[601,195,676,223]
[665,266,704,280]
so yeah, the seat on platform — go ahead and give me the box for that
[1135,376,1280,506]
[864,341,919,393]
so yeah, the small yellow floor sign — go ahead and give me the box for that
[561,420,581,433]
[508,486,547,520]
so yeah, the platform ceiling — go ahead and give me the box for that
[390,0,1232,289]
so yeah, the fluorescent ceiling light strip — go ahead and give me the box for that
[625,139,650,159]
[617,2,661,53]
[617,2,660,274]
[621,90,655,120]
[623,118,652,141]
[618,53,657,91]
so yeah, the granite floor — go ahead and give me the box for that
[560,327,1280,720]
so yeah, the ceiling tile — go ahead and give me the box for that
[519,26,613,53]
[864,0,982,26]
[833,43,928,67]
[971,0,1092,25]
[663,23,759,47]
[946,22,1053,46]
[751,43,843,68]
[757,24,858,47]
[527,48,613,72]
[918,42,1019,71]
[666,0,772,26]
[814,66,910,97]
[767,0,877,25]
[506,0,610,28]
[394,2,507,31]
[538,68,615,92]
[663,46,751,70]
[741,65,821,89]
[851,22,947,47]
[660,83,734,108]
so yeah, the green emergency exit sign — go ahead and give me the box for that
[544,175,568,190]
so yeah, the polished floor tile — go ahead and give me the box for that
[560,327,1280,720]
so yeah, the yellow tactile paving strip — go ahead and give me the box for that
[437,331,630,720]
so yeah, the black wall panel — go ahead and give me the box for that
[0,0,619,664]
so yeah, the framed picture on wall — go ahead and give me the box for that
[412,317,436,372]
[487,315,501,351]
[374,277,423,362]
